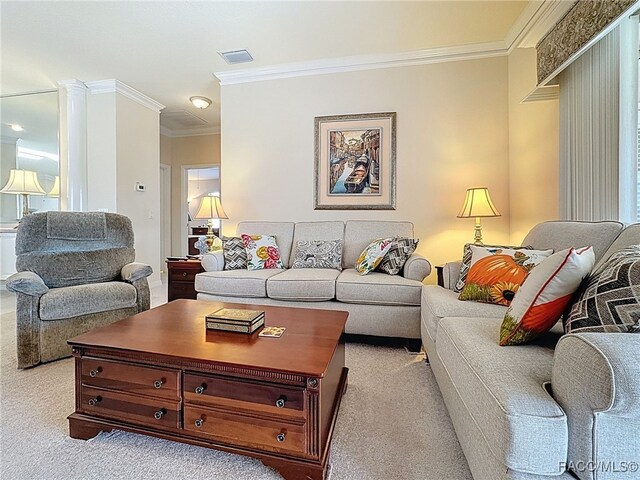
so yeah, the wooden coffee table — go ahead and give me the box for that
[67,299,348,480]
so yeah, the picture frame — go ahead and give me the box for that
[314,112,396,210]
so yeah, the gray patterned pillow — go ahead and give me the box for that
[454,243,533,292]
[291,240,343,270]
[222,237,247,270]
[565,245,640,334]
[377,237,418,275]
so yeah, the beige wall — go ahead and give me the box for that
[160,134,221,255]
[86,92,161,284]
[220,58,512,282]
[507,48,560,244]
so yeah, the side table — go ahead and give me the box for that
[166,259,204,301]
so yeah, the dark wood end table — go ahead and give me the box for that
[166,259,204,301]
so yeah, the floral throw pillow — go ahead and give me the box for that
[222,237,247,270]
[355,238,394,275]
[458,245,553,306]
[291,240,343,269]
[241,234,284,270]
[377,237,419,275]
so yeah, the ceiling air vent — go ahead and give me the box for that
[218,49,254,65]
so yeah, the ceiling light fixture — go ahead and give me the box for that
[9,124,24,132]
[189,96,212,109]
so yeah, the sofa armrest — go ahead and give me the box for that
[442,261,462,290]
[402,253,431,282]
[202,251,224,271]
[121,262,153,283]
[552,333,640,480]
[6,272,49,297]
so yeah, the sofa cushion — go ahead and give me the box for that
[195,269,284,298]
[522,220,623,264]
[596,222,640,266]
[421,286,507,341]
[336,268,422,306]
[40,281,137,320]
[289,221,345,265]
[343,220,414,268]
[267,268,340,301]
[236,222,295,268]
[435,316,567,475]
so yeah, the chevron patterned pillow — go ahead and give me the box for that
[565,245,640,334]
[222,237,247,270]
[377,237,419,275]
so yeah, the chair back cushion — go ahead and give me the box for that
[15,212,135,288]
[595,223,640,267]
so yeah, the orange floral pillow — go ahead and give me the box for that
[458,245,553,306]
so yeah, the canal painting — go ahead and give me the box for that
[328,129,380,195]
[314,112,396,210]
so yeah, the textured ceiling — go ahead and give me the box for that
[1,1,528,131]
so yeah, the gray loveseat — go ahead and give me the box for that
[6,212,153,368]
[195,220,431,341]
[421,221,640,480]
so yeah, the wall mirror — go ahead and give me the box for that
[0,90,60,226]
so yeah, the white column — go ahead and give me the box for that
[58,79,88,211]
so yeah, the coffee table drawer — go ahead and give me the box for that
[81,386,180,430]
[184,373,304,415]
[184,405,305,455]
[81,358,180,400]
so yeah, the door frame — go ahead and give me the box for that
[180,164,221,255]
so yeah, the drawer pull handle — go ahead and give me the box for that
[154,408,166,420]
[88,396,102,406]
[195,384,206,395]
[194,418,204,428]
[89,367,102,377]
[276,432,286,443]
[275,395,287,408]
[182,272,187,277]
[153,379,164,389]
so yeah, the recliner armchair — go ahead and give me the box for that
[6,211,152,368]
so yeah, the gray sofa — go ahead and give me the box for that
[195,220,431,340]
[6,212,152,368]
[421,221,640,480]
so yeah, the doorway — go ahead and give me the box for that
[180,164,220,255]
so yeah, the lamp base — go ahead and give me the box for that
[21,193,30,218]
[205,220,222,252]
[473,217,483,245]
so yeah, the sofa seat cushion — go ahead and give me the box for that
[435,316,567,475]
[421,285,507,341]
[336,268,422,306]
[40,282,137,320]
[267,268,340,301]
[195,269,284,298]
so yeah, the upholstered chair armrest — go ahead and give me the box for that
[202,251,225,271]
[121,262,153,283]
[552,333,640,480]
[402,253,432,282]
[442,261,462,290]
[6,272,49,297]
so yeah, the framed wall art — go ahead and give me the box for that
[314,112,396,210]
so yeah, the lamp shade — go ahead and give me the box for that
[194,194,228,220]
[457,187,501,218]
[0,169,46,195]
[47,175,60,196]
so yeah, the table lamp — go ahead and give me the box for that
[193,194,228,252]
[0,169,47,218]
[47,175,60,197]
[457,187,501,245]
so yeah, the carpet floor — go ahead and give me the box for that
[0,310,472,480]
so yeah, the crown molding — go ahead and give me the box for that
[522,84,559,103]
[507,0,576,51]
[214,41,508,85]
[160,125,220,137]
[85,79,165,113]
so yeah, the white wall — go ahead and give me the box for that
[86,91,161,285]
[0,138,18,223]
[220,57,511,281]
